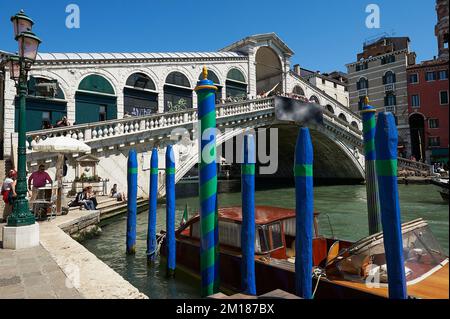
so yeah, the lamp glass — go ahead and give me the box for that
[9,59,20,81]
[18,32,41,61]
[12,18,33,37]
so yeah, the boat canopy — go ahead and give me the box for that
[327,219,448,285]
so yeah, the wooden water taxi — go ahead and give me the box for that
[160,206,449,299]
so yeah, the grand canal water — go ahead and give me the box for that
[83,183,449,299]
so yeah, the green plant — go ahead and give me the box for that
[74,174,101,182]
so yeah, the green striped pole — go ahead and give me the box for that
[361,97,381,234]
[195,67,219,297]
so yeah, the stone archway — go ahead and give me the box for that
[255,46,283,96]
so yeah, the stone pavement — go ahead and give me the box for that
[0,244,83,299]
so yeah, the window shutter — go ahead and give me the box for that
[393,73,396,83]
[357,81,360,90]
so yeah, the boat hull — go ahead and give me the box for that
[162,237,384,299]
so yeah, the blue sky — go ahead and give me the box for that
[0,0,439,72]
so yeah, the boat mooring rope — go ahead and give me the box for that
[311,267,326,299]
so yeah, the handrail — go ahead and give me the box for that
[398,157,433,174]
[25,97,276,138]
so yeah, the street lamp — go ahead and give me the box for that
[7,10,41,227]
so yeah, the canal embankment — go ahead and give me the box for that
[1,201,148,299]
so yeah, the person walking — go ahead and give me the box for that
[1,170,17,222]
[28,164,53,202]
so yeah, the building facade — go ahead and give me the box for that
[406,0,449,165]
[435,0,449,60]
[346,37,417,156]
[407,60,449,163]
[294,65,349,107]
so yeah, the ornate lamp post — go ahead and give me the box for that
[7,10,41,227]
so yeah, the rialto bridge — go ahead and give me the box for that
[1,33,365,197]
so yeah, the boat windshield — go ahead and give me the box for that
[256,222,284,254]
[327,219,447,284]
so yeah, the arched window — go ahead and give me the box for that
[383,71,396,84]
[351,121,359,129]
[198,70,222,102]
[309,95,319,104]
[292,85,305,96]
[126,72,156,90]
[164,71,192,112]
[357,77,369,90]
[78,74,115,95]
[326,104,334,114]
[76,74,117,124]
[124,73,158,116]
[338,113,348,123]
[226,69,247,99]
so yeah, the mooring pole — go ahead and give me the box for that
[195,67,219,297]
[241,133,256,295]
[126,149,138,255]
[294,127,314,299]
[375,112,407,299]
[361,97,381,235]
[166,145,176,277]
[147,148,158,263]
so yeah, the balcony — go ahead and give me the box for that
[384,83,395,92]
[358,88,368,97]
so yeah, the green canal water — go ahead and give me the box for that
[82,183,448,299]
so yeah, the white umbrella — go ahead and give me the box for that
[31,136,91,216]
[32,136,91,153]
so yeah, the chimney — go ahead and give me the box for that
[293,64,301,75]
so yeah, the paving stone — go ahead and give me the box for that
[22,271,43,278]
[0,275,21,287]
[0,283,24,296]
[23,275,49,287]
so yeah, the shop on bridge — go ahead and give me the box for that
[226,69,247,99]
[164,71,193,112]
[124,73,158,116]
[15,76,67,132]
[75,74,117,125]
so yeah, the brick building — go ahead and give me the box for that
[406,0,449,164]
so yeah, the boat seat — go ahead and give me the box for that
[285,238,328,266]
[326,241,340,266]
[313,238,328,266]
[286,241,295,258]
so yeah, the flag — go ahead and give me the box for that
[180,204,188,226]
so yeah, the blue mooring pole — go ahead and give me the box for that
[126,149,138,255]
[166,145,176,277]
[294,127,314,299]
[375,112,407,299]
[241,133,256,295]
[147,148,158,263]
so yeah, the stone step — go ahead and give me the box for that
[100,198,147,221]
